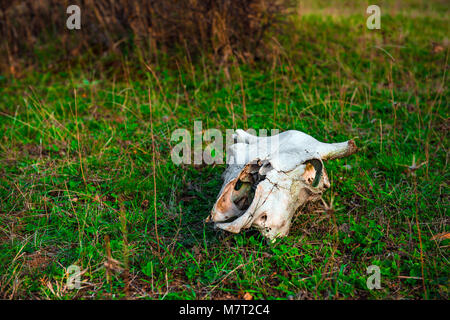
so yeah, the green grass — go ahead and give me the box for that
[0,6,448,299]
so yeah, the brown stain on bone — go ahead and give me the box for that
[216,178,238,213]
[302,162,317,185]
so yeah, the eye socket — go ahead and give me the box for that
[234,179,243,191]
[231,160,267,211]
[303,159,323,187]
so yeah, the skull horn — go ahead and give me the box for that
[317,139,358,161]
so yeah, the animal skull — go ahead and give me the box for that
[207,129,357,240]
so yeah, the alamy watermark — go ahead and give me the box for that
[65,5,381,31]
[66,5,81,30]
[366,265,382,290]
[66,264,81,290]
[170,121,280,166]
[66,4,381,30]
[366,5,381,30]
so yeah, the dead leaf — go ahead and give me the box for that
[431,232,450,241]
[243,292,253,300]
[433,45,444,53]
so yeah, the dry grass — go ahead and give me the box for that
[1,0,291,75]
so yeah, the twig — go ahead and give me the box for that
[149,89,161,254]
[410,155,428,299]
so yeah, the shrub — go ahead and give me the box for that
[0,0,292,73]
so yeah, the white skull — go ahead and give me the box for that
[207,129,357,240]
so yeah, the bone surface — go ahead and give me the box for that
[207,129,357,240]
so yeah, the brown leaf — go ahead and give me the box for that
[243,292,253,300]
[433,45,444,53]
[431,232,450,241]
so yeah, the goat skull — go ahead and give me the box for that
[207,129,357,240]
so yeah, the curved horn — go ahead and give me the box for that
[317,139,357,160]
